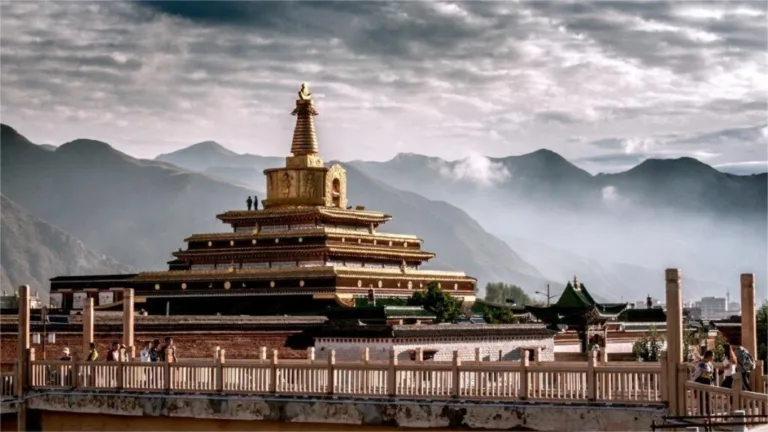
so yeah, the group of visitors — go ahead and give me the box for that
[692,342,756,390]
[138,337,178,363]
[58,337,178,363]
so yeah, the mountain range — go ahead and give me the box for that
[2,123,765,303]
[154,139,767,302]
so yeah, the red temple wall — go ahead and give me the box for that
[0,330,306,365]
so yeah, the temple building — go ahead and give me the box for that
[48,84,477,316]
[525,277,628,353]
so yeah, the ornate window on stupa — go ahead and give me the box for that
[331,178,341,207]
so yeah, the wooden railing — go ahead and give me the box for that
[684,374,768,424]
[1,370,15,399]
[27,349,665,403]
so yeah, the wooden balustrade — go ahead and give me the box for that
[684,374,768,424]
[24,349,670,404]
[1,371,15,399]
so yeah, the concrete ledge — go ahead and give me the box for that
[26,391,667,431]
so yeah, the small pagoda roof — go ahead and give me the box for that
[217,206,392,224]
[525,280,627,325]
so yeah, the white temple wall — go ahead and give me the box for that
[315,336,556,363]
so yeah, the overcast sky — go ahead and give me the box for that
[1,1,766,173]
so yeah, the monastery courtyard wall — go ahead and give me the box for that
[24,391,666,431]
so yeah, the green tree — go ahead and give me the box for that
[408,281,462,323]
[713,333,728,362]
[632,326,665,362]
[483,307,519,324]
[484,282,533,306]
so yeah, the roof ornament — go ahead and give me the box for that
[298,83,312,101]
[572,275,579,290]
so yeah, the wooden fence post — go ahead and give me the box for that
[387,349,397,397]
[475,347,481,363]
[732,373,743,410]
[308,347,315,362]
[534,347,542,364]
[676,363,690,415]
[416,347,423,363]
[452,350,461,398]
[28,348,35,389]
[327,349,336,396]
[587,350,597,401]
[216,349,225,392]
[71,356,78,389]
[269,349,278,393]
[361,347,370,393]
[520,350,529,400]
[659,352,668,402]
[260,346,267,362]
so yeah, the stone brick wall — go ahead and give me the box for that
[314,336,556,362]
[1,330,305,365]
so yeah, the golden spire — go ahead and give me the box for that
[290,83,319,156]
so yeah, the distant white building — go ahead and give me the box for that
[700,296,728,320]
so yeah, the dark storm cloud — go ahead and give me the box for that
[137,1,535,60]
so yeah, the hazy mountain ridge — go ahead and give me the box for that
[156,140,283,172]
[1,194,133,300]
[1,124,556,298]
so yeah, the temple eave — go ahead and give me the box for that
[133,266,473,282]
[184,228,422,243]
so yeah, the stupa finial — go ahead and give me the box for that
[290,82,319,156]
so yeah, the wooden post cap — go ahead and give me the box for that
[665,268,681,282]
[740,274,755,286]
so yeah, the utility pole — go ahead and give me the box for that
[535,284,560,306]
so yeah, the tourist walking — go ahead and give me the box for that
[86,342,99,361]
[149,339,160,362]
[159,337,177,363]
[720,344,737,389]
[85,342,98,387]
[693,350,714,416]
[140,341,151,362]
[106,342,120,362]
[734,343,755,391]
